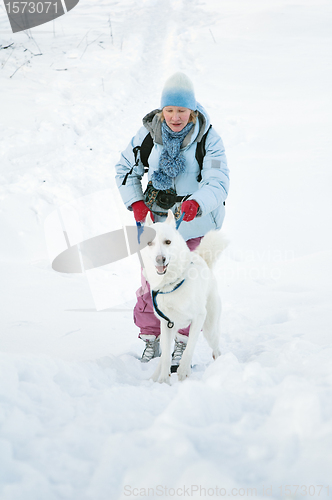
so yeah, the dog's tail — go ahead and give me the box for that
[195,231,229,268]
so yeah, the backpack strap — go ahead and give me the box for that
[139,132,154,168]
[122,132,154,186]
[195,124,212,182]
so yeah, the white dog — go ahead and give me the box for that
[140,210,228,383]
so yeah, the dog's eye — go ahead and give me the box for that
[147,241,153,246]
[164,240,171,245]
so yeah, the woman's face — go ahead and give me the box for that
[162,106,191,132]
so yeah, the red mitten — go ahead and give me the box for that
[181,200,200,221]
[131,201,154,222]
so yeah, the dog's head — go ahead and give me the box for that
[144,210,176,275]
[141,210,190,288]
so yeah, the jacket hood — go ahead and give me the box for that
[142,102,210,146]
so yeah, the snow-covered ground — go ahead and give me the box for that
[1,0,332,498]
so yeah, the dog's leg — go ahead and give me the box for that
[151,358,162,383]
[203,318,221,359]
[203,291,221,360]
[152,323,174,384]
[177,312,206,381]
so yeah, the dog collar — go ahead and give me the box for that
[151,279,185,328]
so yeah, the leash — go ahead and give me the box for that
[151,279,185,328]
[136,221,144,244]
[175,211,185,230]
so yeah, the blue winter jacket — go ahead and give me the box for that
[115,103,229,240]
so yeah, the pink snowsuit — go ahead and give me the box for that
[134,237,202,339]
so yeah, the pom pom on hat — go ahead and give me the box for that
[160,72,197,111]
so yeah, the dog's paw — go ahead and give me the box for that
[212,348,221,360]
[158,374,171,384]
[177,363,191,381]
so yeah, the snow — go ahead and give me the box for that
[1,0,332,498]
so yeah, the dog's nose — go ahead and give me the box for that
[156,255,166,266]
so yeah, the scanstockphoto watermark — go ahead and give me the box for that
[3,0,80,33]
[123,485,259,497]
[216,248,296,282]
[123,484,331,497]
[44,190,296,310]
[147,246,296,284]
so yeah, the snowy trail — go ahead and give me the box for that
[1,0,332,498]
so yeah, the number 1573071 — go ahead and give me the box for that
[278,485,329,497]
[5,2,58,14]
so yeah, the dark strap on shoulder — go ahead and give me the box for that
[122,132,154,185]
[139,133,154,168]
[196,124,212,182]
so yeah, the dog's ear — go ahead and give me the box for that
[145,212,153,226]
[165,209,176,227]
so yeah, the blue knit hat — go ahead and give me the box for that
[160,72,197,111]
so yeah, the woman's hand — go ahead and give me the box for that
[181,200,200,221]
[131,201,154,223]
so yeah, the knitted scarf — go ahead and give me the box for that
[151,120,194,190]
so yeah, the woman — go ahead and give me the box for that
[115,72,229,369]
